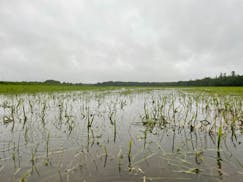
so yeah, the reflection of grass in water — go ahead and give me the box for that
[139,90,243,179]
[45,132,50,166]
[117,149,123,173]
[217,126,223,151]
[128,139,133,170]
[0,87,243,181]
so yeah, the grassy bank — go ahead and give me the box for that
[0,83,116,94]
[1,83,243,95]
[180,86,243,96]
[0,83,160,94]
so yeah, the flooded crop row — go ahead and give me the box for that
[0,88,243,181]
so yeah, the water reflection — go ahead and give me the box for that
[0,89,242,181]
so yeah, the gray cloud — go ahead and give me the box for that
[0,0,243,82]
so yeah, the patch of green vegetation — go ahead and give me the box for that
[1,82,243,96]
[0,82,167,94]
[180,86,243,96]
[0,84,116,94]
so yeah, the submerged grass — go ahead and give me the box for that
[0,86,243,181]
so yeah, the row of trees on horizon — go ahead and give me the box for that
[0,71,243,86]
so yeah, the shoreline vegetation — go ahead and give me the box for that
[1,72,243,94]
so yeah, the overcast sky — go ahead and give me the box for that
[0,0,243,83]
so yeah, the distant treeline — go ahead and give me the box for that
[175,73,243,86]
[0,80,83,86]
[96,72,243,87]
[1,71,243,87]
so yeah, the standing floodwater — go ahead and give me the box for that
[0,89,243,181]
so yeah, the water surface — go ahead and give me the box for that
[0,89,243,181]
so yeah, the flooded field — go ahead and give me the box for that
[0,88,243,182]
